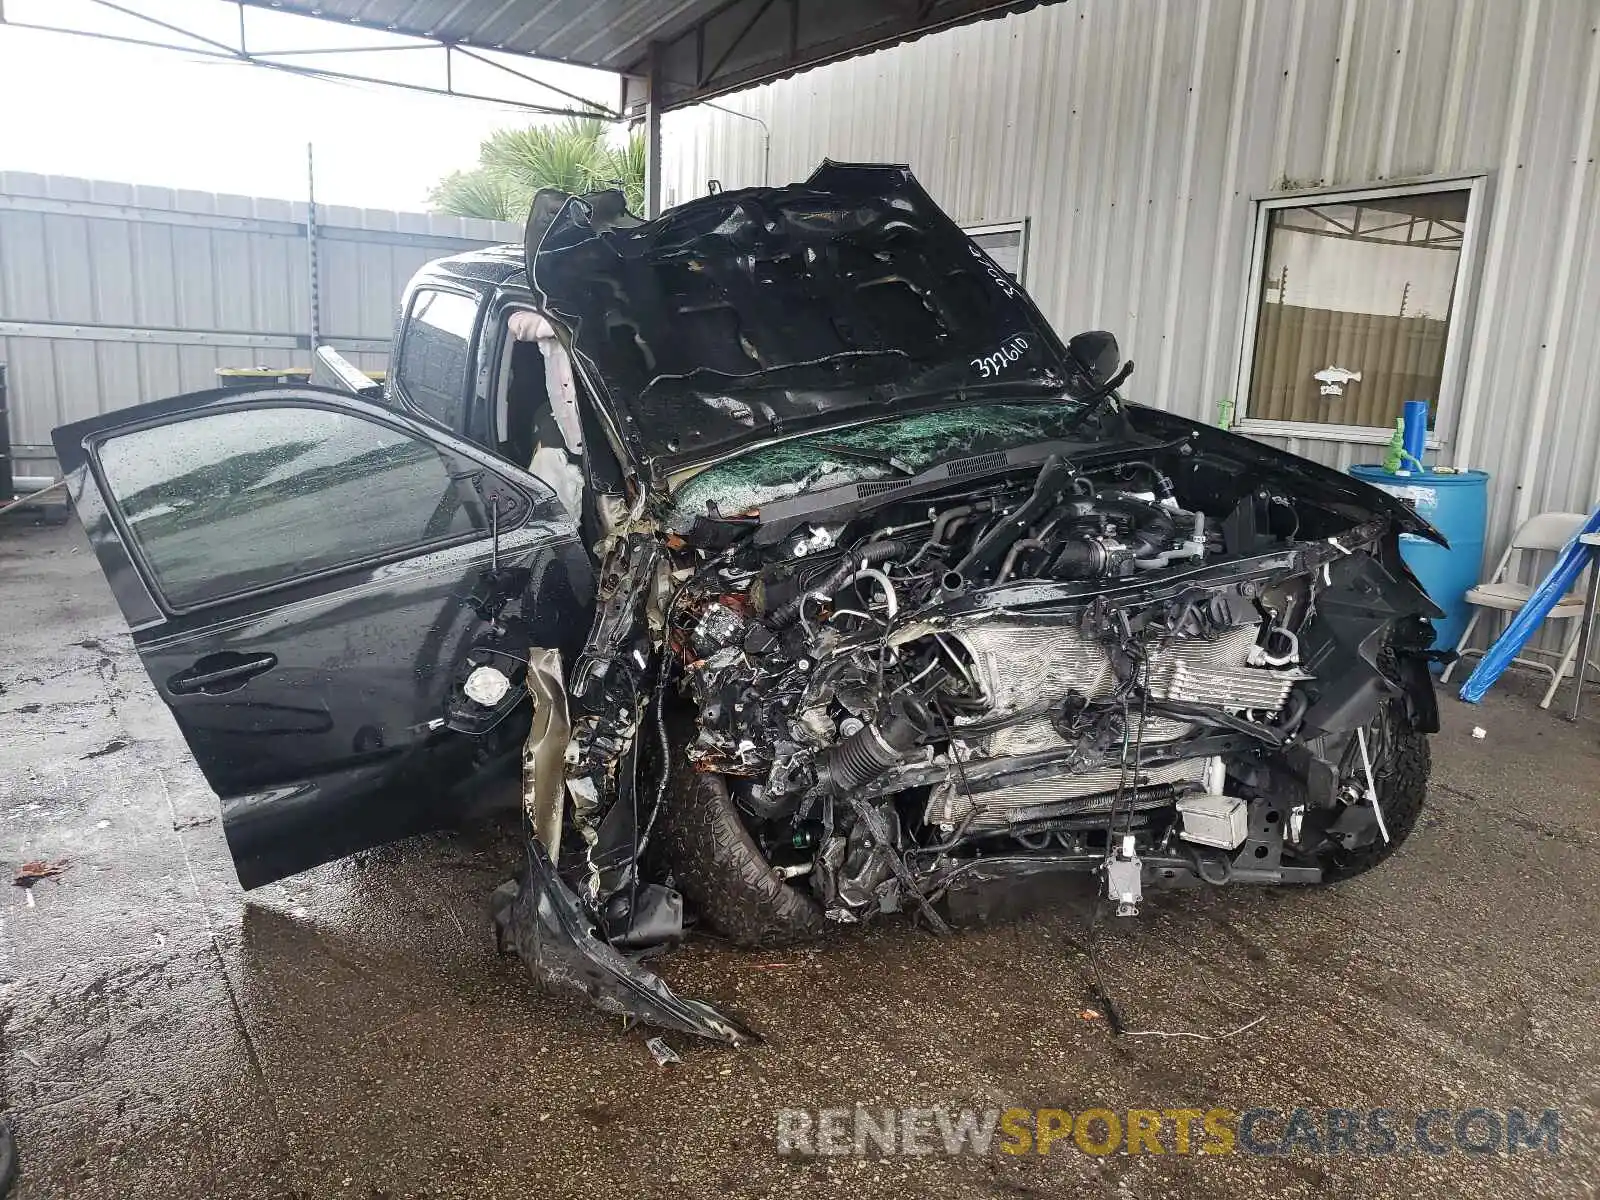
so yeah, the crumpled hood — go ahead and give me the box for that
[527,161,1078,484]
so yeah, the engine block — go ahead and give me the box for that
[928,617,1308,829]
[948,618,1305,716]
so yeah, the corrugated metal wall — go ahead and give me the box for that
[0,173,519,482]
[663,0,1600,574]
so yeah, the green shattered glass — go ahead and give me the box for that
[666,402,1088,530]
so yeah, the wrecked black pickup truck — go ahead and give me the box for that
[53,162,1446,1045]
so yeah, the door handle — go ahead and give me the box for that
[168,652,278,696]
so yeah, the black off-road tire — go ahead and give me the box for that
[1320,706,1430,881]
[661,754,828,948]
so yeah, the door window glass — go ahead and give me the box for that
[1242,186,1474,433]
[97,405,484,608]
[396,288,479,430]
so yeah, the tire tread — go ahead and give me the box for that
[1322,714,1430,881]
[661,756,827,947]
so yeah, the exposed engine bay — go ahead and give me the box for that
[669,446,1411,915]
[487,165,1446,1046]
[533,404,1446,1012]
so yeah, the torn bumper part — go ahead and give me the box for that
[493,840,757,1047]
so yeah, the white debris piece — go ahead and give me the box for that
[646,1037,681,1066]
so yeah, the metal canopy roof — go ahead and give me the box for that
[238,0,1050,111]
[0,0,1057,214]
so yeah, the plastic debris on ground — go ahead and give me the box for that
[13,860,70,887]
[646,1037,682,1067]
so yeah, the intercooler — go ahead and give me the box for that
[926,757,1212,828]
[926,617,1307,829]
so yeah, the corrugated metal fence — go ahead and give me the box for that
[0,172,519,484]
[661,0,1600,575]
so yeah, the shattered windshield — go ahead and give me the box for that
[666,402,1093,531]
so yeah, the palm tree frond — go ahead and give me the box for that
[480,118,608,196]
[584,130,648,214]
[426,169,522,222]
[429,119,647,224]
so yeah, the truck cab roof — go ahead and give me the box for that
[405,242,528,296]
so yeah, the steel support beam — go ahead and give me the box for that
[306,143,322,350]
[644,41,665,217]
[0,1,623,119]
[0,364,13,504]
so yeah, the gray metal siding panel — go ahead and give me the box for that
[662,0,1600,656]
[0,173,518,479]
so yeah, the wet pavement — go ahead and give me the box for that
[1,513,1597,1199]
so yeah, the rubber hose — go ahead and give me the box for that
[954,455,1079,580]
[815,699,931,794]
[997,538,1047,583]
[766,539,900,629]
[1049,539,1108,580]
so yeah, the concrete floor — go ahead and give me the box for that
[1,513,1597,1199]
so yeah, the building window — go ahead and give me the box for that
[1234,178,1486,442]
[964,220,1029,284]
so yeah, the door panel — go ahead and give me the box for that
[167,651,279,695]
[54,386,593,887]
[160,528,558,887]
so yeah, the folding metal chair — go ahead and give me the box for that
[1441,511,1600,708]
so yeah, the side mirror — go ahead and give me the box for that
[1066,331,1121,388]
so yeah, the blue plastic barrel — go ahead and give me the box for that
[1349,465,1490,657]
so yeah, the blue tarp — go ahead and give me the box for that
[1458,503,1600,703]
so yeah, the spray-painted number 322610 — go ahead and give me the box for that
[971,336,1030,379]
